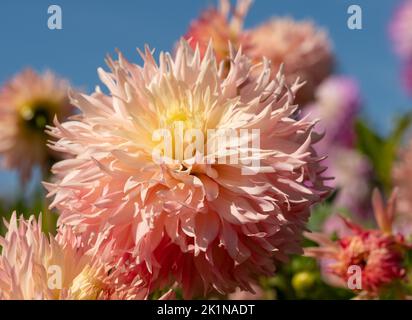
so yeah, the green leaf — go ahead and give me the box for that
[355,113,412,193]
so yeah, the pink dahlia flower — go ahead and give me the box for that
[45,40,329,298]
[0,69,73,183]
[389,0,412,60]
[0,213,154,300]
[305,189,408,298]
[245,18,333,106]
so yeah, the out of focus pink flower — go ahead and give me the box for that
[304,76,361,152]
[390,1,412,95]
[322,151,371,239]
[305,189,409,298]
[327,148,371,217]
[184,1,333,106]
[0,213,152,300]
[184,0,252,63]
[389,0,412,60]
[45,40,329,298]
[303,77,371,219]
[245,18,333,106]
[0,69,73,183]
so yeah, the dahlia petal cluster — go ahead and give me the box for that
[389,0,412,94]
[45,40,329,298]
[305,189,409,298]
[184,0,333,105]
[0,213,152,300]
[0,69,73,183]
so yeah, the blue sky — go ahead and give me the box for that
[0,0,410,196]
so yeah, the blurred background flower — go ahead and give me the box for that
[304,77,360,150]
[244,17,333,106]
[389,0,412,60]
[390,0,412,95]
[0,69,74,235]
[184,0,333,106]
[0,69,73,184]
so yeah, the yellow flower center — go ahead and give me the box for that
[18,99,56,132]
[155,105,205,163]
[69,266,104,300]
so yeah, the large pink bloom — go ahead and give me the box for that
[45,40,329,298]
[0,69,73,183]
[0,213,152,300]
